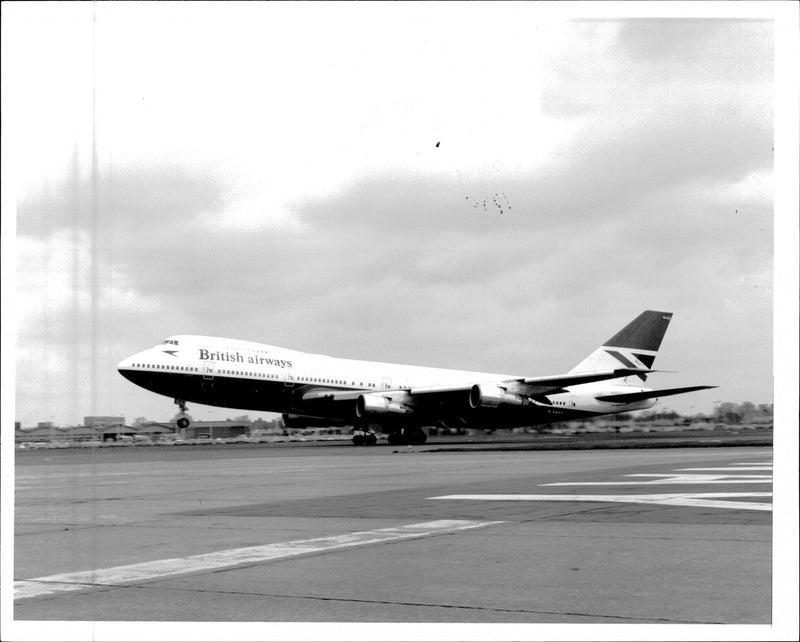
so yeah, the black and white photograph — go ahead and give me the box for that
[2,2,797,641]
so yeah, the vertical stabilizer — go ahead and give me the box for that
[569,310,673,382]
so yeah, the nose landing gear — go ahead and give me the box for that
[175,399,191,429]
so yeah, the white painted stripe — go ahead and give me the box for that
[664,496,773,511]
[544,473,772,485]
[15,519,502,601]
[678,467,772,471]
[14,580,100,598]
[431,493,772,511]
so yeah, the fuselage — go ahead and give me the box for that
[117,334,655,429]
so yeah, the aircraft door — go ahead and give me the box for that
[285,371,295,388]
[203,361,215,380]
[382,377,392,390]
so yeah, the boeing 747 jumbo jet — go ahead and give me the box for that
[118,310,715,445]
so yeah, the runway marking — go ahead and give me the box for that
[543,473,772,485]
[431,492,773,511]
[432,462,773,511]
[15,519,503,601]
[678,466,772,471]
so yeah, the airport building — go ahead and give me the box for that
[15,416,286,444]
[15,420,174,444]
[83,416,125,428]
[178,417,286,439]
[181,420,249,440]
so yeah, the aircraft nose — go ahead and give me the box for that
[118,351,148,385]
[118,356,133,371]
[118,350,146,377]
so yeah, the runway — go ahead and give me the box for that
[13,445,771,627]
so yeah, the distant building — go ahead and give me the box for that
[182,420,251,440]
[84,416,125,427]
[15,424,70,443]
[251,418,284,436]
[100,423,174,441]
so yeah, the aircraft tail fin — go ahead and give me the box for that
[569,310,674,382]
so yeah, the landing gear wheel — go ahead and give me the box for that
[174,399,191,429]
[352,423,378,446]
[410,430,427,445]
[387,432,402,445]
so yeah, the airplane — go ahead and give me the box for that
[117,310,716,446]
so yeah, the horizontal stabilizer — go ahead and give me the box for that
[595,385,717,404]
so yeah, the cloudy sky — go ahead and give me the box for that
[3,3,789,426]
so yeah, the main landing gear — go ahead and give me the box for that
[175,399,191,429]
[351,423,428,446]
[352,424,378,446]
[387,426,427,446]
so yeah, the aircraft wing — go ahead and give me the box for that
[303,367,656,406]
[594,385,718,404]
[517,369,657,394]
[409,368,655,398]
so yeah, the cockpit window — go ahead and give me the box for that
[160,339,180,345]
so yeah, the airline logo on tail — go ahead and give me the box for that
[602,311,673,381]
[570,310,673,382]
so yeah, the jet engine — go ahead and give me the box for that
[355,394,411,418]
[469,384,525,409]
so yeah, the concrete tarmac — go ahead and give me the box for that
[14,445,771,626]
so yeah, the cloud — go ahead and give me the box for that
[8,11,775,424]
[17,163,231,238]
[15,230,167,423]
[616,19,772,78]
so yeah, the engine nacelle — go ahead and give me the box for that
[355,394,411,418]
[469,384,525,409]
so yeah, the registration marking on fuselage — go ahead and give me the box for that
[15,519,503,601]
